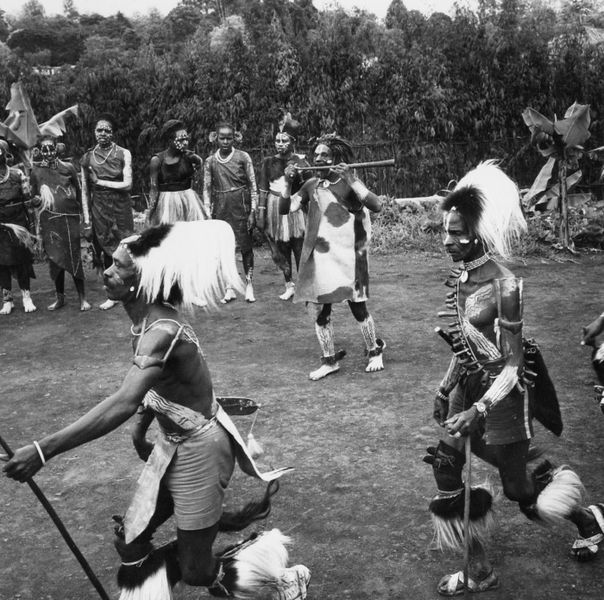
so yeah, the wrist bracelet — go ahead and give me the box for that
[33,440,46,465]
[436,390,448,401]
[257,206,266,211]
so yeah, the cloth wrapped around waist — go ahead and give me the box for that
[123,404,291,543]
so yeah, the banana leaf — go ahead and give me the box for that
[554,103,591,148]
[522,107,554,135]
[39,105,79,139]
[523,156,556,205]
[534,170,582,211]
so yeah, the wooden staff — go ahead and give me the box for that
[0,434,111,600]
[463,434,472,598]
[294,158,395,172]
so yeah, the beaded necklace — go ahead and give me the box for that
[321,177,341,188]
[459,253,491,282]
[215,148,234,164]
[92,143,115,165]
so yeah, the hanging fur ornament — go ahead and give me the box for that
[247,433,263,460]
[0,223,37,252]
[113,516,180,600]
[38,184,56,212]
[209,529,311,600]
[246,410,263,459]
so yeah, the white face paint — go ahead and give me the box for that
[313,143,333,166]
[173,129,189,153]
[275,133,292,156]
[95,120,114,147]
[442,210,476,262]
[40,140,57,161]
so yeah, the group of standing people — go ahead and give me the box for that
[0,113,133,314]
[0,111,388,381]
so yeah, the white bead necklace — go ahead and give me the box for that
[215,149,234,164]
[92,143,116,165]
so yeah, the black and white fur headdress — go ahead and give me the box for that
[122,220,244,310]
[313,133,353,164]
[440,160,527,259]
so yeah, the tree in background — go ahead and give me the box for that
[0,0,602,204]
[63,0,79,20]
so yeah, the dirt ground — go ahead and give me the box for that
[1,248,604,600]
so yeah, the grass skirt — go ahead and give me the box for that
[266,192,305,242]
[152,189,209,224]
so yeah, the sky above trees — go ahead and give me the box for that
[0,0,478,19]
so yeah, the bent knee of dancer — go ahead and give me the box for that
[501,477,532,504]
[181,560,216,587]
[499,471,536,505]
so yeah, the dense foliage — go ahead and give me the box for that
[0,0,603,201]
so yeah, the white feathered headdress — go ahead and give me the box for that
[123,220,244,310]
[440,160,527,259]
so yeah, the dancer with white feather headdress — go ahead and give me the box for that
[425,161,604,596]
[2,219,310,600]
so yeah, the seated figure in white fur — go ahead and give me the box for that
[2,220,310,600]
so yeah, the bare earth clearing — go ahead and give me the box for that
[1,248,603,600]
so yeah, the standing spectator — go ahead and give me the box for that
[203,122,258,304]
[257,113,310,300]
[148,119,208,225]
[81,114,133,310]
[30,135,91,312]
[0,139,36,315]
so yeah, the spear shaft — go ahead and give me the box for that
[0,434,110,600]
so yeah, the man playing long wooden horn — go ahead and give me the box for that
[280,133,386,380]
[425,161,604,596]
[2,220,310,600]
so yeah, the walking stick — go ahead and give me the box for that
[463,434,472,599]
[0,435,111,600]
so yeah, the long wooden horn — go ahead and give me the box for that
[295,158,396,172]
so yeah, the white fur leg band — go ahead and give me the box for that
[33,441,46,465]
